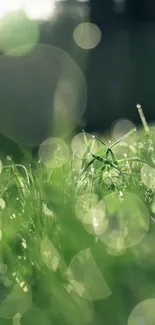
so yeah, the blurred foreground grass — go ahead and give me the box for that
[0,125,155,324]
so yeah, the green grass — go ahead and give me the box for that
[0,122,155,324]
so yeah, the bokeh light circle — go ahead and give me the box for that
[128,299,155,325]
[132,233,155,269]
[41,236,61,271]
[75,193,98,220]
[0,44,86,146]
[71,133,97,158]
[53,55,87,138]
[67,248,111,301]
[0,10,39,56]
[111,118,136,142]
[75,193,108,235]
[21,307,50,325]
[39,137,69,168]
[0,284,32,319]
[141,164,155,190]
[73,22,101,50]
[99,192,149,249]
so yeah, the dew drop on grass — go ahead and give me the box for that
[128,299,155,325]
[21,241,27,249]
[0,198,5,209]
[13,313,21,325]
[42,204,53,217]
[39,137,69,169]
[0,160,2,174]
[0,229,2,241]
[67,248,111,301]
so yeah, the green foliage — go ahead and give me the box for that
[0,126,155,324]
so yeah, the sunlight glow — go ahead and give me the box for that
[0,0,21,17]
[0,0,56,21]
[0,10,39,56]
[24,0,56,20]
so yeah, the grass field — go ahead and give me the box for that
[0,116,155,324]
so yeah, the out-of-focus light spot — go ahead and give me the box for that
[0,44,86,146]
[113,0,126,13]
[39,137,69,168]
[0,160,2,174]
[0,263,7,274]
[22,241,27,249]
[23,285,28,293]
[21,307,50,325]
[151,195,155,214]
[53,50,87,137]
[18,256,22,260]
[0,10,39,56]
[73,22,101,50]
[41,236,61,271]
[6,155,12,161]
[128,299,155,325]
[107,246,125,256]
[0,0,21,17]
[13,313,21,325]
[75,193,98,221]
[75,194,108,235]
[42,203,53,217]
[4,277,12,287]
[99,192,149,249]
[0,198,5,209]
[71,133,97,158]
[141,164,155,190]
[76,0,90,2]
[111,119,136,142]
[23,0,56,21]
[0,284,32,319]
[67,248,111,300]
[0,229,2,241]
[132,233,155,268]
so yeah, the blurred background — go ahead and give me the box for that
[0,0,155,155]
